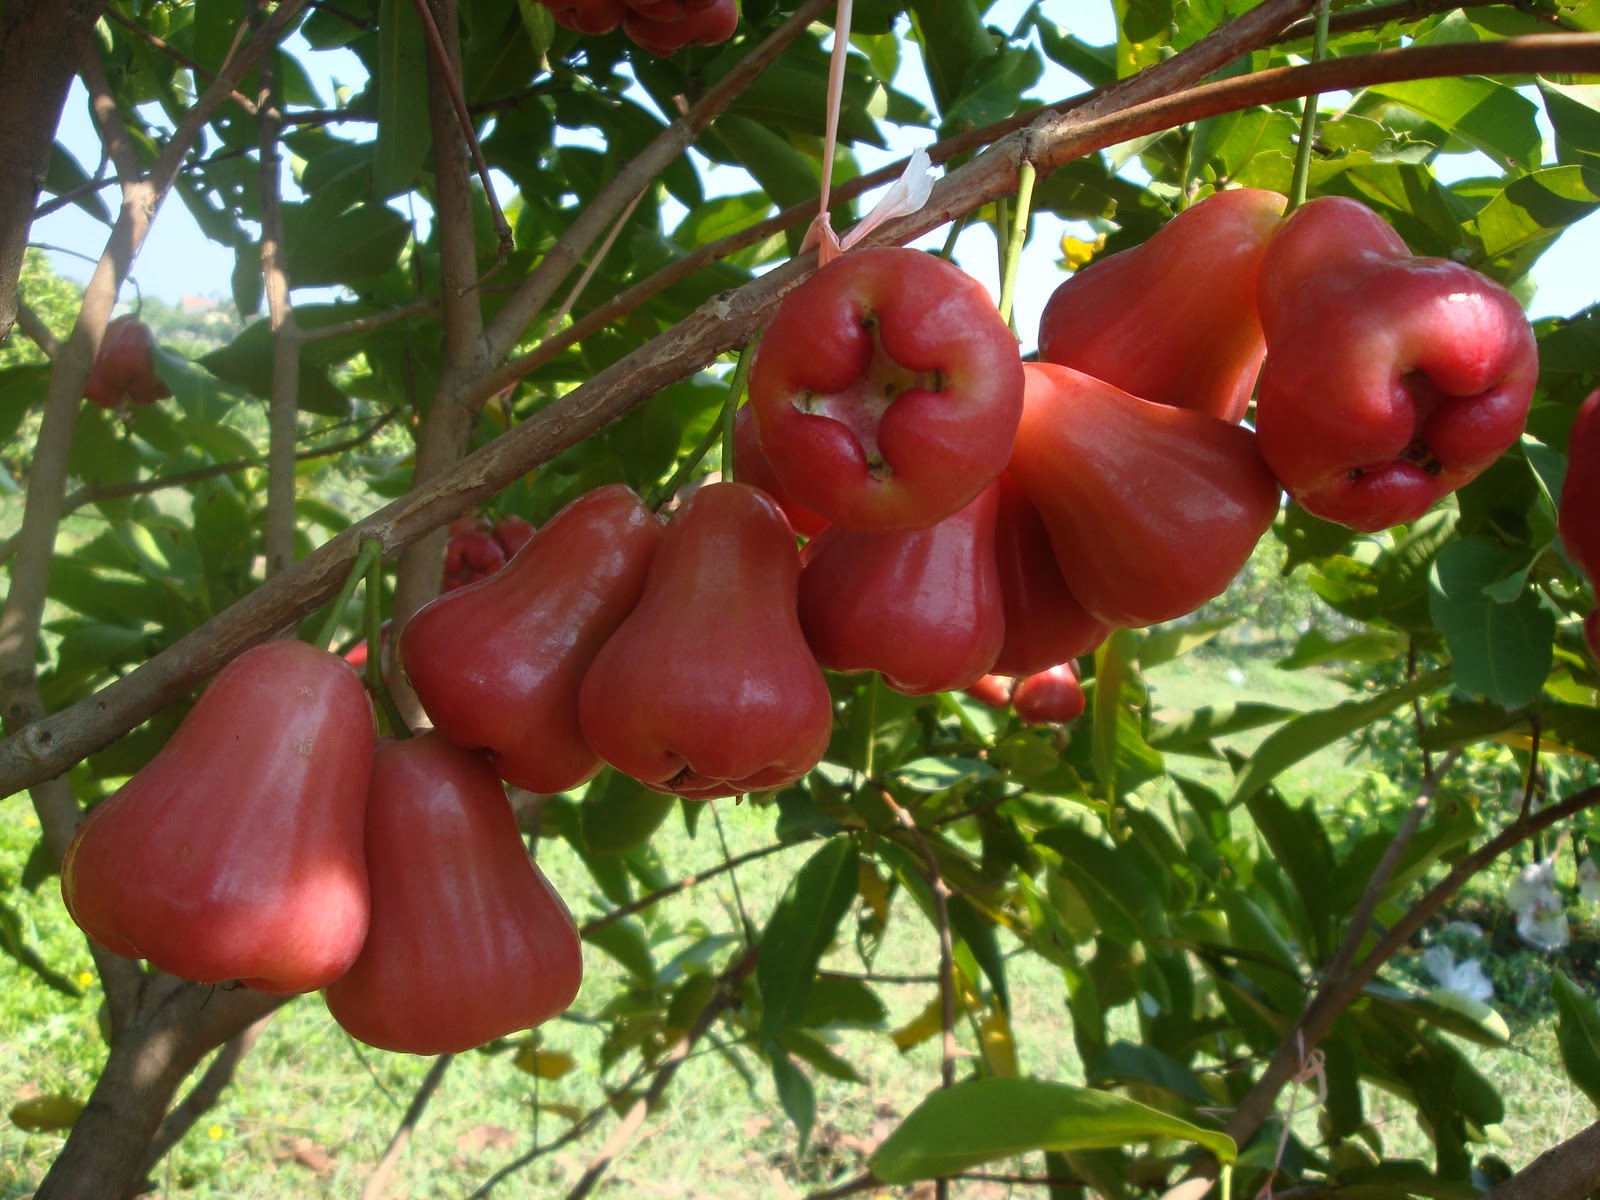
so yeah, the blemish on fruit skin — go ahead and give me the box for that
[296,739,314,756]
[298,686,314,697]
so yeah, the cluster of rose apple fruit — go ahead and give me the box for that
[64,188,1578,1057]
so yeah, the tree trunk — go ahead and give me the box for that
[0,0,106,344]
[34,982,286,1200]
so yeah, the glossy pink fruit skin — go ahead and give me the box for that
[963,674,1014,710]
[1007,363,1282,629]
[991,471,1109,676]
[1038,188,1286,424]
[732,406,828,537]
[1559,389,1600,585]
[61,640,375,994]
[324,733,582,1055]
[799,483,1004,696]
[577,482,833,799]
[402,485,664,794]
[749,246,1023,532]
[1011,662,1086,726]
[1255,196,1538,532]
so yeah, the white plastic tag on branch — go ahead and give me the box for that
[803,149,938,266]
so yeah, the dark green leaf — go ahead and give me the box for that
[581,769,676,855]
[1147,703,1296,757]
[1369,76,1542,173]
[1228,671,1448,809]
[1035,824,1168,944]
[1429,537,1554,709]
[869,1077,1235,1183]
[1553,970,1600,1111]
[373,0,432,198]
[766,1046,817,1148]
[758,838,859,1043]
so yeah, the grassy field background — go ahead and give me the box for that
[2,651,1592,1198]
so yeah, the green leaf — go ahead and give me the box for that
[1138,617,1235,668]
[1471,165,1600,276]
[1429,538,1554,710]
[1553,970,1600,1111]
[1035,824,1168,944]
[1147,703,1296,758]
[283,200,410,286]
[766,1046,817,1148]
[1089,1042,1211,1104]
[1539,79,1600,166]
[9,1094,84,1133]
[1369,76,1543,173]
[582,919,655,985]
[1090,631,1164,807]
[800,975,887,1029]
[581,769,676,855]
[893,756,995,793]
[373,0,432,199]
[869,1077,1236,1183]
[1228,671,1448,809]
[908,0,993,114]
[757,838,859,1043]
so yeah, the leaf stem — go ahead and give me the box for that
[1287,0,1332,210]
[997,162,1036,327]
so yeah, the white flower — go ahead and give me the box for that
[1507,859,1557,912]
[1507,858,1570,952]
[1420,945,1495,1003]
[1580,858,1600,906]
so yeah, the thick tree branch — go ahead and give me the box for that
[1,32,1594,803]
[0,410,399,568]
[256,10,301,578]
[104,7,262,117]
[140,1016,272,1172]
[78,38,145,185]
[411,0,512,266]
[478,0,838,366]
[34,985,289,1200]
[0,0,105,344]
[390,0,490,704]
[1484,1118,1600,1200]
[13,301,62,359]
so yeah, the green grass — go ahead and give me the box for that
[1,653,1587,1198]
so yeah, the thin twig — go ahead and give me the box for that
[878,788,958,1200]
[1318,748,1460,989]
[805,1171,882,1199]
[1208,781,1600,1178]
[557,943,761,1200]
[255,3,300,578]
[0,410,400,568]
[1519,715,1543,821]
[78,39,145,184]
[361,1054,455,1200]
[710,800,755,942]
[578,841,797,935]
[409,0,513,269]
[104,8,261,115]
[479,0,837,367]
[7,31,1596,802]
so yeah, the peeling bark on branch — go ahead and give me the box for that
[1,28,1595,805]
